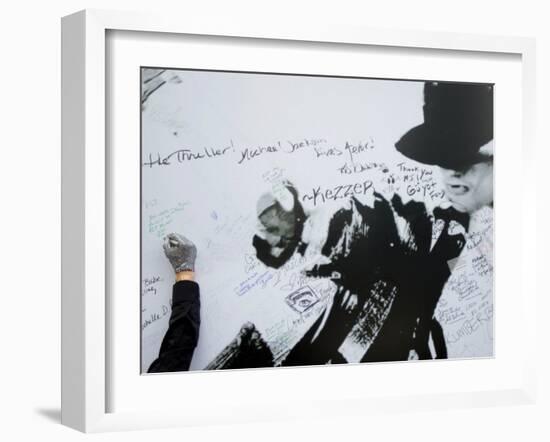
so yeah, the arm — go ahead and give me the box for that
[148,273,200,372]
[147,234,201,373]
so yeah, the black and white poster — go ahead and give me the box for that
[140,68,494,373]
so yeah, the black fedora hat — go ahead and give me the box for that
[395,81,493,169]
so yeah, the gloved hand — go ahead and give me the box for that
[163,233,197,273]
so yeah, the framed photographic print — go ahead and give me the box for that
[140,69,494,373]
[61,9,538,432]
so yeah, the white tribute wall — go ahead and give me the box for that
[140,69,493,372]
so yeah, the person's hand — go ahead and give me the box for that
[163,233,197,274]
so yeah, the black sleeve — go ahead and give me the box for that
[147,280,201,373]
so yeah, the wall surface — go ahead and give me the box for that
[0,0,548,440]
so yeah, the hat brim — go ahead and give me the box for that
[395,123,487,170]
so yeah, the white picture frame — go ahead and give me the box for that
[61,9,538,433]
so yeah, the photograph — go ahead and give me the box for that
[140,68,494,373]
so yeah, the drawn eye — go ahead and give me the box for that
[298,298,312,307]
[285,287,320,314]
[295,293,314,306]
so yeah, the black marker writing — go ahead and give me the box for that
[143,141,233,167]
[238,143,280,164]
[302,180,373,206]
